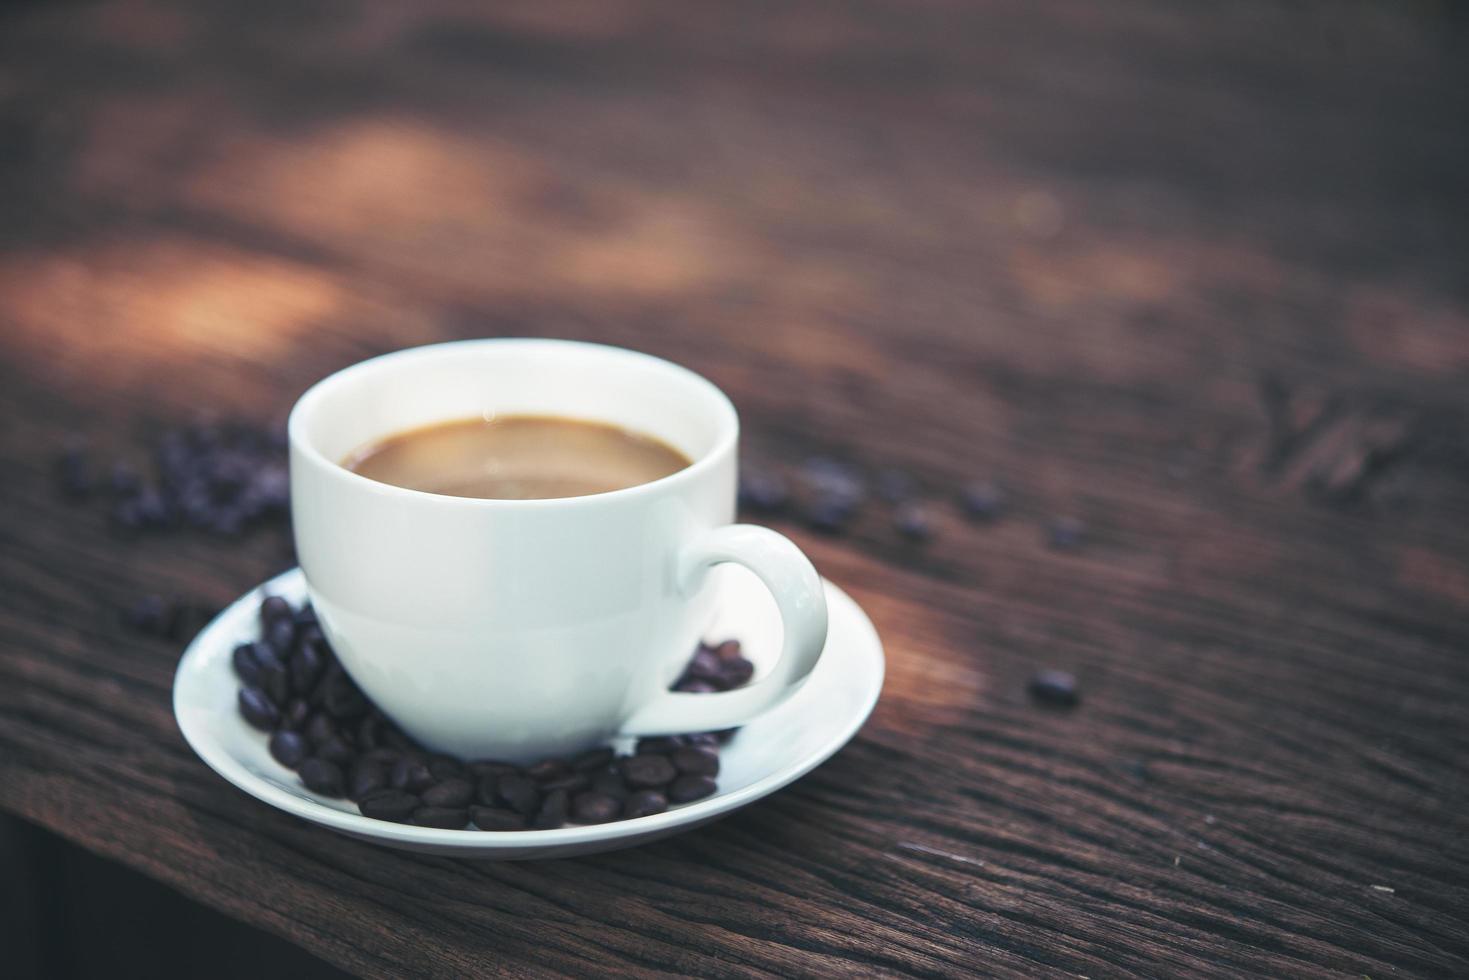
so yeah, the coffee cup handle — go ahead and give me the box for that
[620,524,829,736]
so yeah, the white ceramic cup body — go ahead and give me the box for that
[288,339,827,762]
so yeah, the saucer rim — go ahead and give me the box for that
[173,567,884,851]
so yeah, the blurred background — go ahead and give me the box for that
[2,0,1467,976]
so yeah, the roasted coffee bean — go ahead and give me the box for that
[540,772,590,795]
[322,672,368,718]
[682,732,720,750]
[317,737,354,766]
[269,730,309,769]
[265,617,296,656]
[590,767,630,800]
[289,643,324,695]
[635,736,682,755]
[231,643,263,686]
[712,728,740,743]
[427,756,465,781]
[570,747,614,772]
[672,746,720,777]
[895,503,932,540]
[238,687,279,731]
[422,778,475,808]
[675,679,718,694]
[281,698,310,731]
[251,643,285,674]
[467,759,520,779]
[299,757,346,797]
[355,714,380,748]
[259,595,293,626]
[1028,669,1079,708]
[294,603,318,628]
[721,657,755,688]
[381,725,417,751]
[531,789,569,830]
[410,806,468,829]
[804,497,855,534]
[571,792,620,824]
[668,774,717,803]
[525,759,568,782]
[361,747,403,766]
[391,757,435,793]
[305,713,337,746]
[1046,517,1084,551]
[359,789,419,823]
[293,624,324,656]
[738,470,789,512]
[621,754,677,788]
[496,773,541,816]
[623,790,668,819]
[959,481,1005,521]
[262,662,290,707]
[348,759,388,801]
[713,640,742,661]
[470,806,526,831]
[686,649,723,683]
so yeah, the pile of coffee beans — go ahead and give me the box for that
[235,593,754,830]
[57,418,289,537]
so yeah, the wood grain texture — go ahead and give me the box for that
[2,0,1468,976]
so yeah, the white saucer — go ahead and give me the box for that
[173,566,884,859]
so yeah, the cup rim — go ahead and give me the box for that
[287,338,739,510]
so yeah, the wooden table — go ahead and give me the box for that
[3,0,1467,976]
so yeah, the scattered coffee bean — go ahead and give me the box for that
[525,759,569,782]
[422,778,475,808]
[682,732,720,750]
[895,503,932,541]
[1046,517,1084,551]
[391,757,435,793]
[804,497,855,534]
[531,789,570,830]
[348,759,388,801]
[675,679,718,694]
[262,661,290,706]
[1029,669,1080,708]
[876,469,915,503]
[238,687,279,731]
[714,640,742,661]
[471,806,526,831]
[232,643,263,686]
[269,730,309,769]
[959,481,1005,521]
[672,747,720,777]
[264,617,295,656]
[621,754,677,788]
[298,757,345,797]
[571,792,621,824]
[410,806,468,829]
[359,789,419,823]
[355,714,380,748]
[381,725,417,751]
[317,737,355,766]
[569,747,614,772]
[668,775,717,803]
[496,773,542,816]
[623,791,668,819]
[251,643,285,674]
[738,470,789,512]
[361,747,403,766]
[322,671,368,718]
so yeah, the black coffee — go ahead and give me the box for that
[343,415,691,500]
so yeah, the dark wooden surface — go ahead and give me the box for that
[3,0,1468,976]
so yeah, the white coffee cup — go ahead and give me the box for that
[288,339,828,762]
